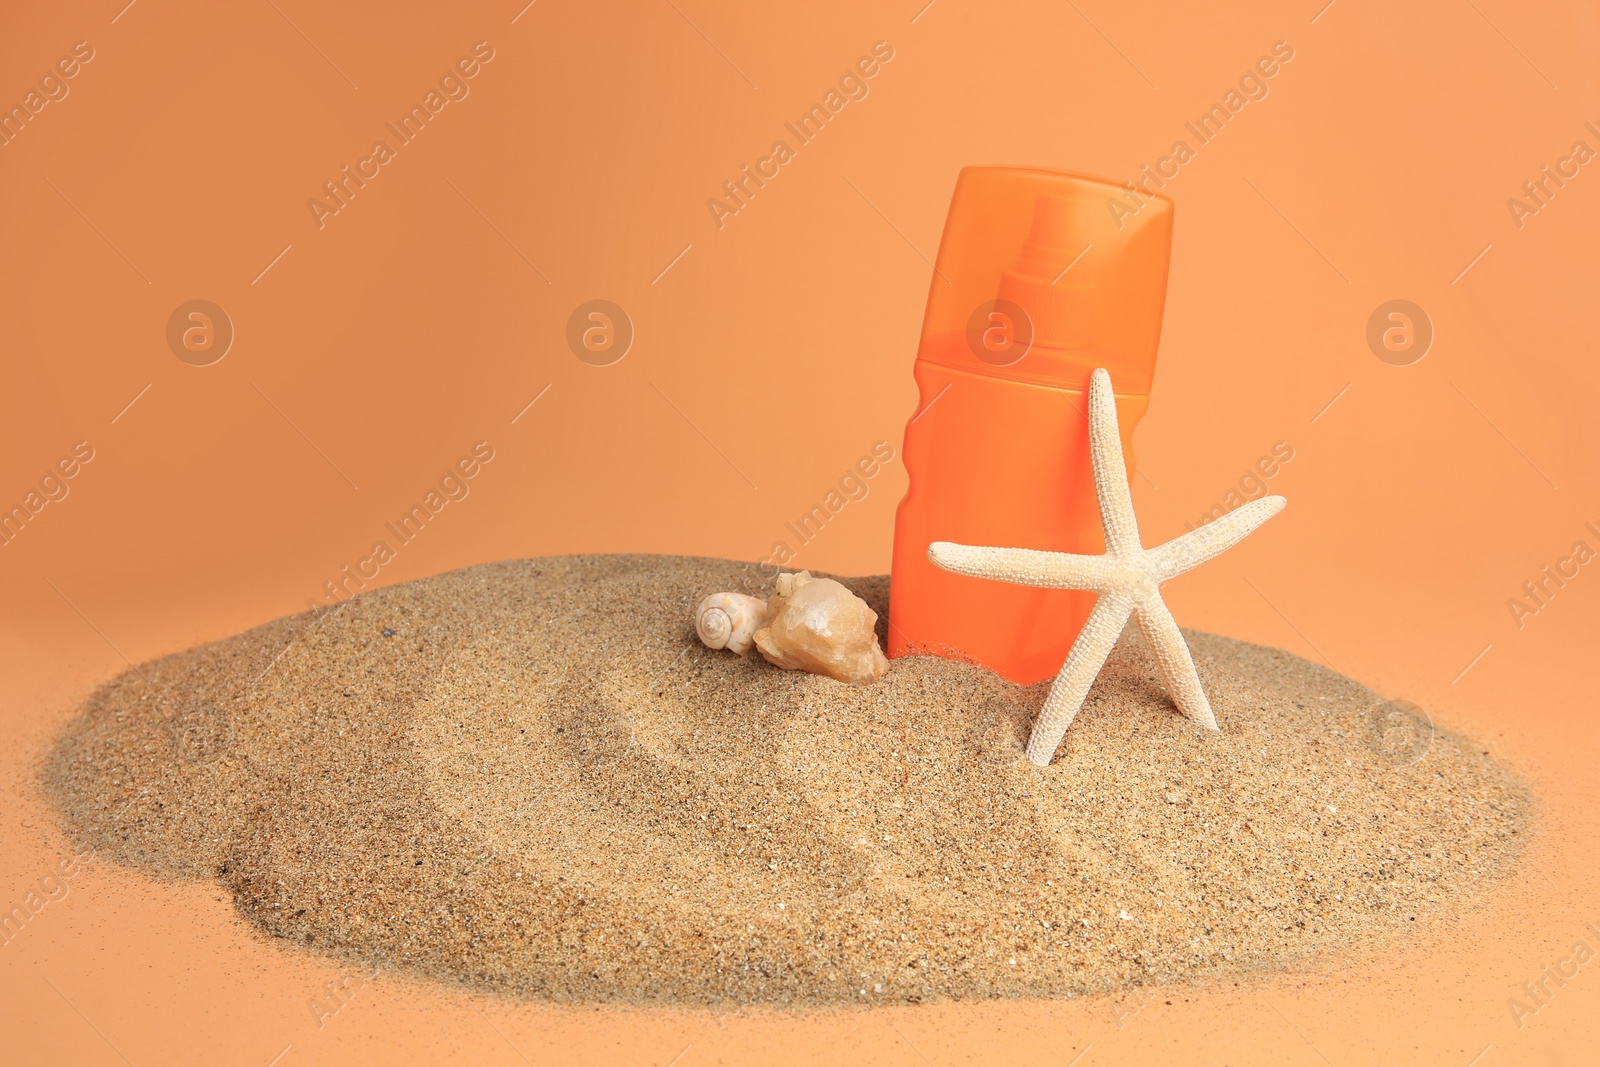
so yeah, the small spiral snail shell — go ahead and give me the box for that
[694,592,768,655]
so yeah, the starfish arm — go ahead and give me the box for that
[1024,595,1136,766]
[927,542,1119,591]
[1087,369,1142,556]
[1133,595,1219,730]
[1148,495,1287,582]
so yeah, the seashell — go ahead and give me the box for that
[753,571,889,685]
[694,592,768,655]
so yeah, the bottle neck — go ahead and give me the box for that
[916,331,1156,393]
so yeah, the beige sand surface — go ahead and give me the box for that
[43,555,1527,1007]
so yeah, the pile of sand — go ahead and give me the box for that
[44,555,1528,1007]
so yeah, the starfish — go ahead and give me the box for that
[928,368,1286,767]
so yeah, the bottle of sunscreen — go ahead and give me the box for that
[888,166,1175,685]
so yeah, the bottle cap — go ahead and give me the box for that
[915,166,1174,393]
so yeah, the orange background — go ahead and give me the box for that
[3,0,1598,1063]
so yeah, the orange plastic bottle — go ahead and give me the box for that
[888,166,1175,685]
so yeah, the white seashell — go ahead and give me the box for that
[752,571,888,685]
[694,592,768,655]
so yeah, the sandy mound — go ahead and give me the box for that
[44,555,1527,1007]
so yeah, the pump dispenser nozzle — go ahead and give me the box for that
[996,194,1096,353]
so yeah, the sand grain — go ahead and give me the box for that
[44,555,1528,1007]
